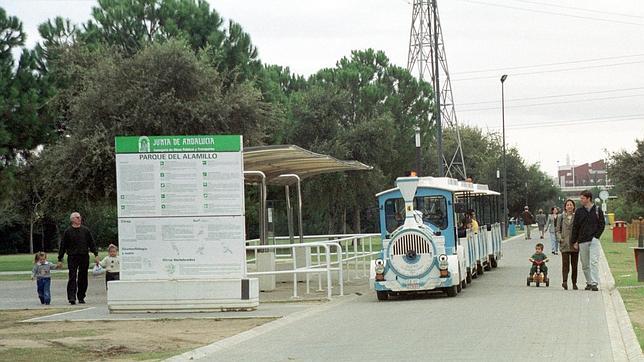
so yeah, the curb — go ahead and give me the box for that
[598,243,644,361]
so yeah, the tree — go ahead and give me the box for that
[37,0,260,83]
[608,139,644,220]
[0,8,52,234]
[282,49,433,233]
[35,40,272,216]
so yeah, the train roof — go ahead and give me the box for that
[375,176,500,198]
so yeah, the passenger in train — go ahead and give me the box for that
[467,209,479,234]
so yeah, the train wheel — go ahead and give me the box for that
[461,279,467,289]
[376,291,389,301]
[491,255,498,268]
[484,261,492,271]
[445,285,458,297]
[477,263,484,275]
[467,268,474,282]
[457,281,462,293]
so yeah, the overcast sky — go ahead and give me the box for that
[2,0,644,179]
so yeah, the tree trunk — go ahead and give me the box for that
[342,208,347,235]
[29,217,34,254]
[353,208,361,234]
[41,222,45,251]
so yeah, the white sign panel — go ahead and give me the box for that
[116,152,244,217]
[118,216,245,279]
[114,135,245,282]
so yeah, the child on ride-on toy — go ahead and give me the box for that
[527,243,549,287]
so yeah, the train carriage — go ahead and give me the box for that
[370,176,502,300]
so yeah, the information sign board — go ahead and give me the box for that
[115,135,245,280]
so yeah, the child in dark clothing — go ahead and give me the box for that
[31,252,60,305]
[529,243,549,276]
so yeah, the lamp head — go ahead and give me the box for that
[500,74,508,83]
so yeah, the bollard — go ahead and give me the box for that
[635,217,644,282]
[613,221,627,242]
[639,217,643,248]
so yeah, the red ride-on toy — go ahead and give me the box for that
[527,259,549,287]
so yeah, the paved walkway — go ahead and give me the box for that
[1,233,642,361]
[169,234,642,362]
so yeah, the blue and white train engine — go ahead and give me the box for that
[371,177,460,300]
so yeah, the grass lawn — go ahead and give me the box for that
[0,254,40,272]
[600,233,644,349]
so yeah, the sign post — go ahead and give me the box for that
[108,135,258,312]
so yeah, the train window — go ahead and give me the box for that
[383,196,448,233]
[384,199,405,233]
[416,196,448,230]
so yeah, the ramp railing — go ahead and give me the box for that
[246,233,381,299]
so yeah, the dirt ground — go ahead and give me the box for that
[0,309,274,361]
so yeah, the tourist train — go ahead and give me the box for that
[370,176,503,300]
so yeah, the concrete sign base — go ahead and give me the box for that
[107,278,259,312]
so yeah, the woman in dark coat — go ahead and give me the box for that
[557,199,579,290]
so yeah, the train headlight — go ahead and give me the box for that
[438,254,448,270]
[374,259,385,274]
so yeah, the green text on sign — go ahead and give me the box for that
[115,135,241,153]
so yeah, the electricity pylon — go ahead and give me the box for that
[407,0,467,179]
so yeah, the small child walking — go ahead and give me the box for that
[98,244,120,289]
[31,252,59,305]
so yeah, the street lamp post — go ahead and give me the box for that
[497,169,501,225]
[415,126,422,176]
[500,74,508,237]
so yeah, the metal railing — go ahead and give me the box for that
[246,241,343,300]
[245,233,381,299]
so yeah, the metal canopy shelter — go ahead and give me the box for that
[243,145,372,245]
[244,145,372,185]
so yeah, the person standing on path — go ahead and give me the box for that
[522,206,534,240]
[571,190,605,291]
[57,212,100,304]
[557,199,579,290]
[536,209,547,239]
[544,207,561,255]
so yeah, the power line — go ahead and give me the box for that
[506,0,644,20]
[459,93,644,112]
[454,54,644,75]
[457,0,644,27]
[482,113,644,130]
[505,117,641,130]
[453,60,644,82]
[458,86,644,106]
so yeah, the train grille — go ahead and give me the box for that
[392,233,432,255]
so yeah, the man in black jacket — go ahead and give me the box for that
[571,190,605,291]
[57,212,100,304]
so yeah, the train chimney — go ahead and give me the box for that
[396,176,419,227]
